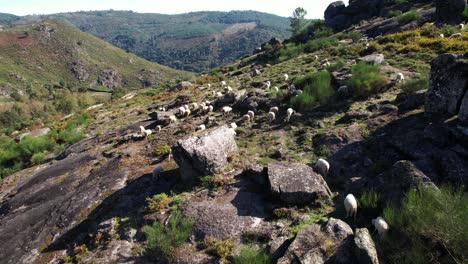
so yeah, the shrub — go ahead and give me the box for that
[359,190,380,209]
[111,87,126,100]
[233,246,272,264]
[304,38,338,53]
[204,237,234,260]
[31,152,46,164]
[441,24,459,37]
[400,77,429,94]
[277,43,304,62]
[314,144,330,157]
[291,71,333,110]
[142,209,194,256]
[397,10,421,25]
[382,185,468,263]
[57,129,85,145]
[387,10,402,18]
[0,104,28,132]
[348,62,386,98]
[325,59,345,72]
[146,193,172,212]
[464,6,468,19]
[155,144,171,156]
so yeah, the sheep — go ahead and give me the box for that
[396,72,405,83]
[184,104,189,110]
[184,109,191,117]
[242,114,251,123]
[320,58,329,64]
[247,110,255,120]
[216,92,223,97]
[221,81,227,86]
[265,81,271,89]
[372,216,389,238]
[139,126,152,137]
[449,33,462,38]
[314,158,330,176]
[152,166,163,180]
[269,106,279,114]
[460,23,464,30]
[200,102,206,108]
[273,86,279,92]
[156,125,162,132]
[222,106,232,115]
[294,90,303,96]
[314,55,319,60]
[440,33,445,38]
[230,122,237,130]
[267,111,276,122]
[196,124,206,131]
[284,73,289,81]
[208,84,212,88]
[205,100,211,105]
[202,105,209,113]
[158,106,166,112]
[212,91,216,96]
[285,108,295,122]
[208,105,214,112]
[225,86,233,92]
[169,115,177,123]
[178,107,186,116]
[344,194,358,219]
[191,102,199,110]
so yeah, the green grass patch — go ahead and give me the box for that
[291,71,333,110]
[397,10,421,25]
[400,77,428,94]
[348,62,386,98]
[233,246,272,264]
[359,190,380,209]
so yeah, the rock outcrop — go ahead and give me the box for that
[267,162,331,204]
[98,69,122,88]
[170,81,193,91]
[425,54,468,123]
[358,54,385,65]
[324,0,386,30]
[172,125,238,182]
[435,0,467,24]
[18,127,51,141]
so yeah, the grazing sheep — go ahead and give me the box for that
[323,61,331,67]
[396,72,405,83]
[273,86,279,92]
[268,111,276,122]
[285,108,295,122]
[269,106,279,113]
[158,107,166,111]
[225,86,233,92]
[191,102,199,110]
[156,125,162,132]
[265,81,271,89]
[440,33,445,38]
[202,105,209,113]
[200,102,206,108]
[208,105,214,112]
[178,106,186,116]
[320,58,329,64]
[221,81,227,86]
[205,100,211,105]
[196,124,206,131]
[314,158,330,176]
[152,166,163,180]
[216,92,223,97]
[184,104,189,110]
[314,55,319,60]
[344,194,358,219]
[184,109,191,117]
[208,84,211,88]
[139,126,152,137]
[247,110,255,120]
[169,115,177,123]
[372,216,389,238]
[294,90,303,95]
[460,23,464,30]
[222,106,232,115]
[449,33,462,38]
[242,114,251,123]
[365,43,370,49]
[230,122,237,130]
[284,73,289,81]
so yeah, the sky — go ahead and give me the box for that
[0,0,348,19]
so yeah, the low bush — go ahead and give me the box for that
[314,144,330,157]
[464,5,468,19]
[155,144,171,156]
[400,77,429,94]
[304,38,338,53]
[142,209,194,256]
[233,246,272,264]
[397,10,421,25]
[146,193,172,213]
[382,185,468,263]
[204,237,234,260]
[291,71,333,110]
[347,62,386,98]
[359,190,380,209]
[387,10,402,18]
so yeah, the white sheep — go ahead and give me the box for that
[344,194,357,219]
[191,102,199,110]
[247,110,255,120]
[314,55,319,60]
[169,115,177,123]
[196,124,206,131]
[285,108,295,122]
[221,81,227,86]
[200,102,206,108]
[273,86,279,92]
[269,106,279,114]
[212,91,216,96]
[184,109,191,117]
[265,81,271,89]
[242,114,251,123]
[158,106,166,112]
[372,216,389,238]
[222,106,232,115]
[152,166,163,180]
[208,105,214,112]
[178,106,186,116]
[396,72,405,83]
[184,104,189,110]
[284,73,289,81]
[230,122,237,130]
[208,84,212,88]
[449,33,462,38]
[320,58,329,64]
[267,111,276,122]
[314,158,329,176]
[440,33,445,38]
[205,100,211,105]
[460,23,464,30]
[202,105,209,113]
[139,126,152,137]
[216,92,223,97]
[156,125,162,132]
[225,86,233,92]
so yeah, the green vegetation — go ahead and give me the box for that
[146,193,172,213]
[142,209,194,256]
[348,62,386,98]
[314,144,331,157]
[359,190,380,209]
[397,10,421,25]
[233,246,272,264]
[463,5,468,19]
[387,10,403,18]
[155,144,171,156]
[383,186,468,264]
[289,210,328,235]
[291,71,333,110]
[400,77,429,94]
[204,237,234,260]
[290,7,308,36]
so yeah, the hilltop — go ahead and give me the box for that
[9,10,291,72]
[0,1,467,264]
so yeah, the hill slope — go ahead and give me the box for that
[13,10,291,72]
[0,19,190,93]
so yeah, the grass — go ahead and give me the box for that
[382,185,468,264]
[291,71,333,110]
[289,210,328,235]
[146,193,172,213]
[397,10,421,25]
[142,209,194,256]
[232,246,272,264]
[399,77,429,94]
[348,62,386,98]
[359,190,380,209]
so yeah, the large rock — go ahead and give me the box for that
[354,228,380,264]
[267,162,331,204]
[98,69,122,89]
[325,218,356,264]
[425,54,468,122]
[172,125,238,182]
[358,54,385,65]
[170,81,193,92]
[324,0,386,30]
[391,160,434,189]
[278,224,326,264]
[19,127,51,141]
[325,1,346,20]
[435,0,466,24]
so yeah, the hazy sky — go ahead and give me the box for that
[1,0,348,19]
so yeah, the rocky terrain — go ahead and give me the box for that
[0,0,467,264]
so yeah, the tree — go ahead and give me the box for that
[290,7,307,35]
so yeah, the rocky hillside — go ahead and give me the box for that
[9,10,291,72]
[0,1,467,264]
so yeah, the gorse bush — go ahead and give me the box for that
[382,185,468,264]
[400,77,428,94]
[348,62,386,98]
[233,246,272,264]
[397,10,421,25]
[291,71,333,110]
[146,193,172,212]
[142,209,194,256]
[204,237,234,260]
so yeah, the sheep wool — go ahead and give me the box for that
[396,72,405,83]
[285,108,295,122]
[284,73,289,81]
[222,106,232,115]
[268,111,276,122]
[269,106,279,113]
[247,110,255,120]
[344,194,357,218]
[315,158,330,176]
[372,216,389,238]
[242,114,251,122]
